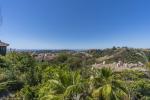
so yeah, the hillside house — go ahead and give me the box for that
[0,40,9,56]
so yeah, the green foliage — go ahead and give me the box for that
[114,70,146,81]
[128,79,150,99]
[0,52,149,100]
[20,86,35,100]
[38,66,88,100]
[0,80,23,96]
[91,68,129,100]
[114,70,150,99]
[4,52,35,72]
[56,53,68,63]
[67,57,83,70]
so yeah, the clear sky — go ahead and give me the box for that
[0,0,150,49]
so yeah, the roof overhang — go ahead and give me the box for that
[0,40,9,46]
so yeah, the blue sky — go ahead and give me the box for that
[0,0,150,49]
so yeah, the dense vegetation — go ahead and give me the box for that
[0,48,150,100]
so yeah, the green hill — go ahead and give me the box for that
[87,47,150,63]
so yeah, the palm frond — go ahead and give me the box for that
[64,83,84,97]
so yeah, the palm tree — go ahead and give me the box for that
[38,69,88,100]
[91,67,129,100]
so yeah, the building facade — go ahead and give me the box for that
[0,40,9,56]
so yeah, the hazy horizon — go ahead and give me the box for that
[1,0,150,49]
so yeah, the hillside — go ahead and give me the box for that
[87,47,150,63]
